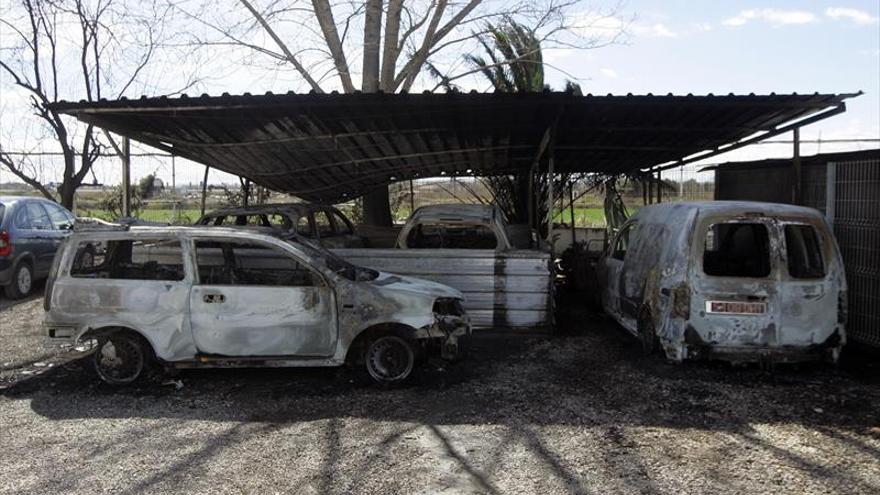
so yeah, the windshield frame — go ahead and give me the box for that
[281,233,379,282]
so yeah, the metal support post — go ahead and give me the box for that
[793,127,802,204]
[121,137,131,217]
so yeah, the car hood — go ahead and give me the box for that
[367,272,463,300]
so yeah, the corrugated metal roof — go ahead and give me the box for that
[51,91,858,203]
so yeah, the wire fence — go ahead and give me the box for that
[0,148,715,227]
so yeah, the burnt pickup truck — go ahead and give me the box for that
[334,204,553,331]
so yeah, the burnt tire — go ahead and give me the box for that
[364,334,416,385]
[5,262,33,299]
[93,332,151,386]
[637,308,659,355]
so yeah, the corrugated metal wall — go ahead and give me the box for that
[333,248,553,331]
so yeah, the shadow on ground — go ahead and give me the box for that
[4,292,879,437]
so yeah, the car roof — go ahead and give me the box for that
[409,204,498,223]
[200,202,334,217]
[0,196,49,204]
[68,225,288,240]
[631,201,824,222]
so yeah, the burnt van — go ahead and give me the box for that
[597,201,846,363]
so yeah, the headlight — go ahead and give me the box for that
[433,298,464,316]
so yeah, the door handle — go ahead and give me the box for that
[203,293,226,304]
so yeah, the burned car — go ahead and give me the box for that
[44,226,469,385]
[597,201,846,363]
[195,203,364,248]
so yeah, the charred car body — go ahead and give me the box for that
[195,203,365,248]
[44,226,469,385]
[598,201,846,363]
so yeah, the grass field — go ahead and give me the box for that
[76,208,203,224]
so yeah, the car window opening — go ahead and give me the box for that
[406,222,498,249]
[785,224,825,278]
[71,239,185,281]
[195,240,315,287]
[703,222,771,278]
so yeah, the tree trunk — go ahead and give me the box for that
[361,0,382,93]
[363,185,393,227]
[59,182,76,210]
[359,0,392,226]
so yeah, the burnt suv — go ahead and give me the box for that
[0,196,76,298]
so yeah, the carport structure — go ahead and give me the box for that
[51,91,858,225]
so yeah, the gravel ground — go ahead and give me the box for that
[0,282,71,378]
[1,292,879,494]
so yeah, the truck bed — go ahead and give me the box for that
[333,248,553,331]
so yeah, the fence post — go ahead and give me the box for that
[121,137,131,217]
[200,166,210,216]
[826,161,836,228]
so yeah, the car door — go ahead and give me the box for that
[21,202,56,276]
[777,222,837,346]
[43,202,75,263]
[602,221,637,325]
[329,209,363,247]
[188,237,337,357]
[313,209,342,248]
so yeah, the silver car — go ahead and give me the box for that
[44,226,470,385]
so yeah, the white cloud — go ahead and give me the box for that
[722,9,818,27]
[599,68,618,78]
[636,23,677,38]
[825,7,880,26]
[691,22,713,32]
[570,13,677,39]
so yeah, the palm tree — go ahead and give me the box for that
[452,19,577,233]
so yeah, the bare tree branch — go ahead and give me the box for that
[237,0,324,93]
[311,0,355,92]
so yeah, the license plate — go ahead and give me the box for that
[706,301,767,315]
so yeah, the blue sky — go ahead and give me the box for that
[541,1,880,161]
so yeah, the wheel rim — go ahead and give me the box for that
[95,337,144,384]
[366,336,414,382]
[17,266,32,295]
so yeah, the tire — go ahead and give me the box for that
[93,332,150,385]
[5,262,33,299]
[364,334,416,385]
[637,307,659,355]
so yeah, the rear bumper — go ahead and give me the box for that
[681,327,844,364]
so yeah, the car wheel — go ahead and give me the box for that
[5,262,33,299]
[365,334,415,385]
[93,332,149,385]
[637,307,659,355]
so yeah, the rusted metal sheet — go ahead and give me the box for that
[334,248,552,330]
[51,92,858,203]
